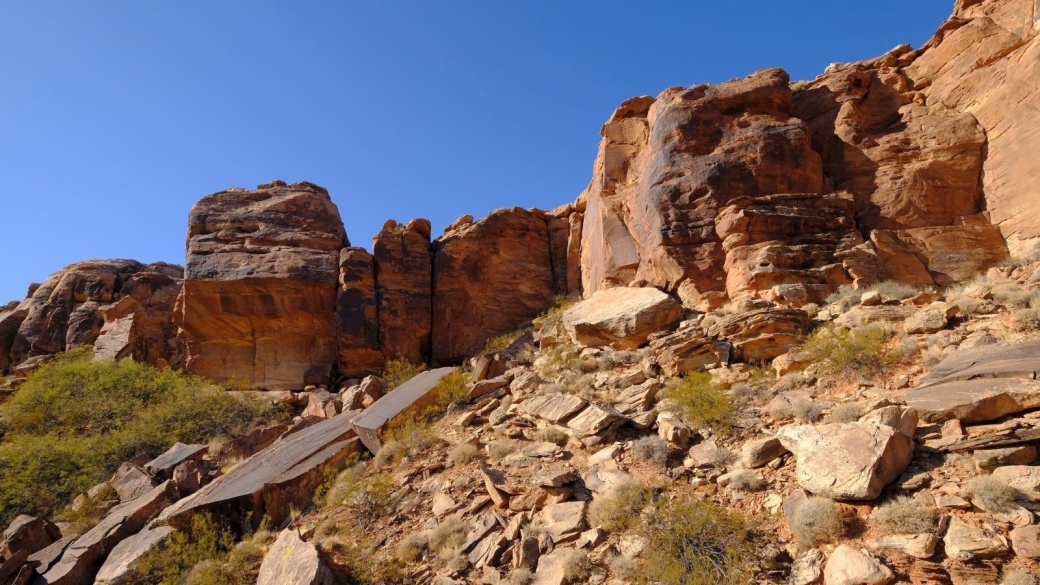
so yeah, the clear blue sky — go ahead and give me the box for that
[0,1,951,303]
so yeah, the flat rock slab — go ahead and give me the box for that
[519,394,587,424]
[94,524,173,585]
[943,517,1009,561]
[352,367,456,452]
[39,482,172,585]
[566,404,624,438]
[144,442,208,476]
[2,515,60,559]
[903,378,1040,423]
[257,529,334,585]
[777,422,913,500]
[535,501,587,543]
[159,411,359,528]
[917,340,1040,387]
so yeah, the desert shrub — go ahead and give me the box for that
[396,531,427,563]
[704,445,736,467]
[870,496,937,535]
[587,480,654,533]
[825,285,862,312]
[131,513,236,585]
[506,568,535,585]
[632,435,671,465]
[537,295,577,333]
[791,397,824,423]
[1002,568,1039,585]
[966,476,1020,513]
[661,372,734,433]
[0,349,273,525]
[801,302,820,318]
[747,362,776,387]
[636,497,754,585]
[728,471,765,492]
[374,422,438,467]
[870,281,922,300]
[890,335,921,361]
[1014,307,1040,330]
[606,554,638,581]
[484,331,522,355]
[329,471,394,527]
[449,443,480,465]
[322,538,404,585]
[183,527,276,585]
[58,484,117,534]
[532,425,569,447]
[575,356,600,374]
[829,403,865,423]
[562,549,590,582]
[428,517,468,559]
[486,440,515,460]
[790,497,845,548]
[991,282,1035,309]
[799,324,892,379]
[381,358,427,391]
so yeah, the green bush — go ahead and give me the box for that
[587,480,654,533]
[636,497,754,585]
[381,358,427,391]
[131,513,236,585]
[661,372,734,433]
[799,324,893,379]
[0,349,274,525]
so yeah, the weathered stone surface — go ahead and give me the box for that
[351,367,456,452]
[40,482,172,585]
[715,193,859,300]
[179,181,345,391]
[534,501,586,543]
[372,218,432,365]
[256,529,334,585]
[1,515,60,560]
[566,404,624,438]
[973,445,1037,469]
[1010,525,1040,559]
[159,412,359,529]
[433,208,556,364]
[93,524,172,585]
[791,549,824,585]
[91,297,144,363]
[859,405,919,440]
[990,465,1040,492]
[563,287,682,349]
[144,443,207,477]
[706,307,809,362]
[649,327,730,376]
[904,341,1040,422]
[742,436,788,468]
[5,260,182,372]
[335,247,382,377]
[823,545,893,585]
[580,68,824,307]
[943,516,1009,561]
[868,534,938,560]
[519,394,587,424]
[904,307,948,335]
[777,422,913,500]
[108,463,157,503]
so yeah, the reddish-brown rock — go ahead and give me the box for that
[580,69,826,308]
[372,218,432,365]
[4,260,182,373]
[178,181,345,391]
[432,207,556,363]
[336,247,382,377]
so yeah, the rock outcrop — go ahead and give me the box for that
[562,287,683,349]
[0,260,182,375]
[371,219,433,366]
[177,181,346,391]
[432,208,556,363]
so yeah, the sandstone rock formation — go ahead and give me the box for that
[562,287,683,349]
[177,181,346,391]
[371,218,433,366]
[432,208,556,363]
[0,259,182,375]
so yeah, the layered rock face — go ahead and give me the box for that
[371,219,433,366]
[432,208,556,363]
[0,259,182,374]
[177,181,346,391]
[578,2,1034,307]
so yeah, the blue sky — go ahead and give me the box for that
[0,1,951,303]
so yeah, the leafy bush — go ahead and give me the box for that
[131,513,236,585]
[799,324,893,379]
[636,497,754,585]
[661,372,734,433]
[381,358,427,391]
[0,349,273,525]
[587,480,654,533]
[790,497,845,548]
[870,496,936,535]
[966,476,1020,513]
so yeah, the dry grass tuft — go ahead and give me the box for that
[587,480,654,533]
[966,476,1020,512]
[870,496,937,535]
[632,435,672,465]
[790,497,845,548]
[449,443,480,465]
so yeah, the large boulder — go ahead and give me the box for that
[705,306,809,362]
[4,260,182,373]
[562,287,682,349]
[432,208,557,364]
[256,529,334,585]
[777,421,914,500]
[177,181,345,391]
[649,326,731,376]
[823,545,894,585]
